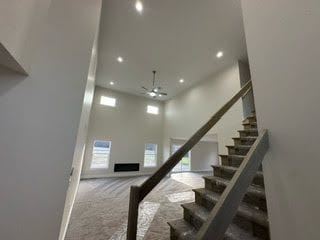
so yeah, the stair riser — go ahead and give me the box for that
[183,207,204,230]
[221,156,263,171]
[221,156,243,167]
[194,192,269,239]
[223,235,236,240]
[239,130,258,138]
[233,216,270,239]
[233,138,256,146]
[213,167,235,181]
[213,167,265,188]
[204,178,226,194]
[243,116,257,124]
[195,192,216,210]
[227,147,250,156]
[242,194,267,212]
[243,123,257,130]
[204,178,267,211]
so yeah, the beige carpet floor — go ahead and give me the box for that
[65,172,210,240]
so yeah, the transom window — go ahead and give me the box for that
[90,140,111,169]
[144,143,157,167]
[147,105,159,115]
[100,96,116,107]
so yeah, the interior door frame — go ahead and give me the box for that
[170,143,191,172]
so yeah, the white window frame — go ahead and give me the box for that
[90,140,112,169]
[144,143,158,167]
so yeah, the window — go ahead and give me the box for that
[144,143,157,167]
[100,96,116,107]
[147,105,159,115]
[90,140,111,169]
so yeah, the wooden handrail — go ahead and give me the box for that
[126,80,253,240]
[196,129,269,240]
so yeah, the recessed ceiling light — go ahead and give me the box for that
[110,81,114,85]
[158,94,162,97]
[179,78,184,83]
[216,51,224,58]
[117,56,123,62]
[135,1,143,13]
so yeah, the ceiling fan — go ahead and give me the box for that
[141,70,168,98]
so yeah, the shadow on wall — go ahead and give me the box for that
[0,66,27,97]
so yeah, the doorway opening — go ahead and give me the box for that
[171,144,191,172]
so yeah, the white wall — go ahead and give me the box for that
[0,0,102,239]
[170,138,218,171]
[163,63,244,160]
[241,1,320,239]
[0,0,50,73]
[82,87,164,178]
[58,15,101,240]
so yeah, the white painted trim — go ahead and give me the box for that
[81,172,154,179]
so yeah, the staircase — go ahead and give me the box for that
[126,81,270,240]
[168,113,270,240]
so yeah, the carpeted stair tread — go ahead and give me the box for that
[219,154,245,159]
[226,145,252,156]
[243,121,257,126]
[168,219,197,240]
[238,129,258,134]
[181,202,209,229]
[212,164,264,177]
[212,165,264,188]
[203,176,266,199]
[212,165,263,176]
[226,145,252,149]
[232,136,257,141]
[224,223,263,240]
[232,136,258,146]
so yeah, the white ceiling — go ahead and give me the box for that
[96,0,247,101]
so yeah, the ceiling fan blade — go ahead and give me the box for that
[141,86,149,91]
[158,92,168,95]
[152,70,156,87]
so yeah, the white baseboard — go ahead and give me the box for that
[81,171,154,179]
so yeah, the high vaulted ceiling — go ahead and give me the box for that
[96,0,247,100]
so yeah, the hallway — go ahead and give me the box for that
[65,172,208,240]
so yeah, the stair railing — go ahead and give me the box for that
[127,80,253,240]
[196,129,269,240]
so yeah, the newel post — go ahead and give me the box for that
[127,185,140,240]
